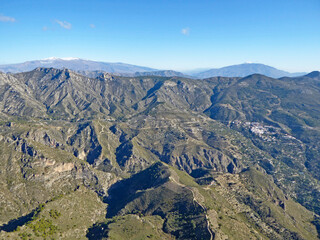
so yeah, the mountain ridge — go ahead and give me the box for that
[0,58,157,74]
[0,67,320,239]
[0,59,308,79]
[193,63,306,78]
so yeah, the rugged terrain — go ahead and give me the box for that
[0,68,319,239]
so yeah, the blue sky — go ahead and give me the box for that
[0,0,319,72]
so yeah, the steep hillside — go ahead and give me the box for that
[0,69,319,239]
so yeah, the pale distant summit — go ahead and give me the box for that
[42,57,82,61]
[0,58,156,74]
[193,63,306,78]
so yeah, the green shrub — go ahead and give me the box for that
[49,209,61,219]
[18,232,32,240]
[28,218,58,238]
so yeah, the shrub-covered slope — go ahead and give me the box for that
[0,69,319,239]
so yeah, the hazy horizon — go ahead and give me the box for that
[0,57,313,74]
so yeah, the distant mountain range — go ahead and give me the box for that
[77,69,192,79]
[193,63,306,78]
[0,58,308,78]
[0,57,156,74]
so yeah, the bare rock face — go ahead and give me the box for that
[67,122,102,164]
[0,132,107,225]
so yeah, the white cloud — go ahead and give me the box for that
[181,27,190,36]
[55,20,72,29]
[90,24,95,28]
[0,14,16,22]
[42,26,48,31]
